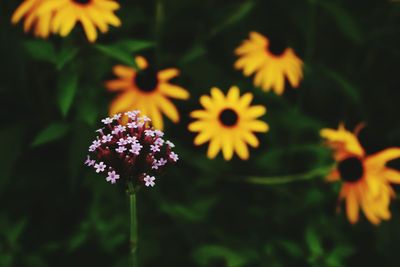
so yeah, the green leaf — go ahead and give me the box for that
[179,45,207,65]
[278,240,303,258]
[0,124,25,193]
[192,245,249,267]
[95,44,134,66]
[77,92,99,126]
[22,40,56,63]
[56,46,79,70]
[210,1,255,37]
[31,123,70,147]
[318,1,363,44]
[247,165,332,186]
[306,228,323,256]
[114,39,154,52]
[57,71,78,116]
[322,67,360,103]
[160,197,217,222]
[95,39,154,68]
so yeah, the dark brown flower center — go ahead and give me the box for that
[73,0,91,4]
[134,69,158,93]
[219,108,238,127]
[268,40,286,56]
[338,157,364,183]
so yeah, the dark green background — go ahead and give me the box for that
[1,0,400,266]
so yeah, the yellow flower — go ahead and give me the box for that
[11,0,53,38]
[105,56,190,130]
[321,124,400,225]
[188,86,269,161]
[234,31,303,95]
[37,0,121,42]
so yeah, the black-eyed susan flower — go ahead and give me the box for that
[234,31,303,95]
[188,86,269,161]
[11,0,52,38]
[85,110,179,187]
[37,0,121,42]
[321,124,400,225]
[105,56,190,130]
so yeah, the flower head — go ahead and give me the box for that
[85,156,95,167]
[234,32,303,95]
[40,0,120,42]
[102,134,113,143]
[85,111,179,188]
[102,117,114,124]
[105,56,190,130]
[106,170,120,184]
[188,86,269,160]
[143,175,156,187]
[11,0,121,42]
[94,162,106,173]
[321,123,400,225]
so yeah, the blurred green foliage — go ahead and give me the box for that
[1,0,400,266]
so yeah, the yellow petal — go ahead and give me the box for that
[272,70,285,95]
[59,9,77,36]
[234,135,249,160]
[245,120,269,132]
[345,189,359,224]
[249,31,268,45]
[105,79,131,91]
[109,91,135,115]
[194,130,213,145]
[227,86,240,102]
[207,136,221,159]
[79,13,98,42]
[36,11,52,38]
[96,0,120,10]
[383,168,400,184]
[135,56,148,69]
[199,95,213,110]
[159,84,189,100]
[221,133,234,161]
[361,202,381,225]
[242,132,259,147]
[148,102,163,130]
[188,121,208,132]
[210,87,225,104]
[156,96,179,123]
[101,11,121,27]
[11,0,35,24]
[86,7,109,33]
[113,65,135,78]
[190,110,211,119]
[243,105,266,119]
[326,169,340,182]
[366,148,400,169]
[238,92,253,108]
[158,68,180,81]
[320,125,365,159]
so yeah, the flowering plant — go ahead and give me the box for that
[85,110,178,188]
[84,110,179,266]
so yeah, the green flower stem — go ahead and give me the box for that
[128,183,138,267]
[247,165,334,186]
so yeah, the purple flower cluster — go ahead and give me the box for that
[85,111,178,187]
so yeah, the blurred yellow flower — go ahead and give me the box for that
[321,124,400,225]
[189,86,269,161]
[105,56,189,130]
[37,0,121,42]
[235,31,303,95]
[11,0,52,38]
